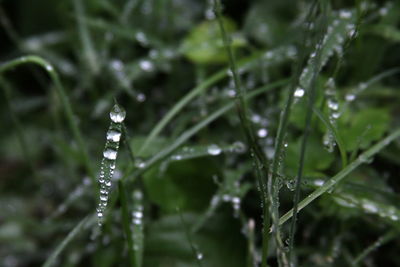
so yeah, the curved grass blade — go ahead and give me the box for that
[0,55,95,181]
[0,77,39,178]
[353,229,399,265]
[42,215,94,267]
[178,208,204,267]
[313,107,348,167]
[279,127,400,226]
[138,46,294,156]
[127,79,289,178]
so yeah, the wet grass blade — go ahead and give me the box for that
[353,229,399,265]
[0,76,39,178]
[313,107,348,167]
[42,215,94,267]
[279,127,400,225]
[0,55,95,181]
[213,0,271,264]
[73,0,98,74]
[127,79,288,178]
[118,180,135,267]
[137,47,293,156]
[288,2,329,262]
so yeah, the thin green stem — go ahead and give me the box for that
[73,0,98,74]
[279,127,400,225]
[288,2,328,262]
[353,229,399,265]
[42,215,94,267]
[178,208,203,267]
[213,0,271,264]
[125,79,288,180]
[137,50,267,156]
[118,181,136,267]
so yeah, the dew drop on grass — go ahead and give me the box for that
[106,130,121,142]
[110,104,126,123]
[294,87,305,98]
[136,93,146,102]
[208,144,222,156]
[96,104,126,226]
[103,148,117,160]
[257,128,268,138]
[139,60,154,72]
[286,179,296,191]
[232,141,246,153]
[197,252,203,260]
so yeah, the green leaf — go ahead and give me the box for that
[369,24,400,43]
[285,134,335,176]
[144,212,246,267]
[339,108,390,151]
[143,158,219,213]
[181,17,246,64]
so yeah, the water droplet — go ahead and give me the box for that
[135,31,148,46]
[313,179,325,187]
[45,64,54,72]
[110,104,126,123]
[106,130,121,142]
[257,128,268,138]
[103,148,117,160]
[284,143,288,148]
[345,94,356,102]
[139,60,154,72]
[132,211,143,219]
[339,10,352,19]
[110,59,123,71]
[294,87,305,98]
[362,201,378,213]
[232,141,246,153]
[136,93,146,102]
[208,144,222,156]
[286,180,296,191]
[328,99,339,111]
[222,194,232,202]
[135,159,146,169]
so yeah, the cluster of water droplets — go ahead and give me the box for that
[96,104,126,226]
[324,78,340,152]
[131,190,145,254]
[334,194,399,222]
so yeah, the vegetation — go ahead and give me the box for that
[1,0,400,266]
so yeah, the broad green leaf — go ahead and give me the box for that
[144,212,246,267]
[285,134,335,176]
[143,158,219,213]
[339,108,390,151]
[369,24,400,42]
[181,17,246,64]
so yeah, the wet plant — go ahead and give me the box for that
[1,0,400,267]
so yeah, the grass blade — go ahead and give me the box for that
[42,215,94,267]
[0,55,95,181]
[279,127,400,226]
[313,107,348,167]
[118,181,136,266]
[288,2,329,262]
